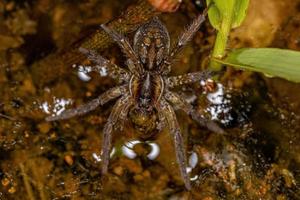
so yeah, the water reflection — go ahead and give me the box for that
[147,143,160,160]
[73,64,108,82]
[92,153,101,163]
[206,83,234,125]
[39,97,73,116]
[188,151,198,169]
[77,70,91,82]
[122,140,160,160]
[206,83,232,123]
[187,151,199,182]
[206,83,252,126]
[122,140,200,181]
[92,148,116,163]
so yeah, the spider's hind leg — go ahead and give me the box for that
[165,90,225,134]
[166,70,215,88]
[158,98,191,190]
[101,95,132,174]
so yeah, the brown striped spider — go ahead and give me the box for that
[46,8,224,190]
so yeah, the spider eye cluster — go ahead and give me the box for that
[139,97,151,109]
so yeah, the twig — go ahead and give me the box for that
[0,113,15,121]
[19,164,36,200]
[29,161,48,200]
[0,103,16,121]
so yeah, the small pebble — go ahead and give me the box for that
[1,178,10,187]
[8,186,16,194]
[37,122,52,134]
[113,166,124,176]
[64,155,74,166]
[133,174,144,182]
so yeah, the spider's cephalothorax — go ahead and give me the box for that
[46,8,224,190]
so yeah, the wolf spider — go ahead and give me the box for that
[46,8,224,190]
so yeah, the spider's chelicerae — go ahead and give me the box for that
[46,9,224,190]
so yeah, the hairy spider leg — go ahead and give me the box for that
[166,70,214,88]
[46,85,127,121]
[160,8,208,74]
[156,107,167,132]
[164,90,225,134]
[101,95,132,174]
[158,98,191,190]
[79,47,130,82]
[101,24,144,75]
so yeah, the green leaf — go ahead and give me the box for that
[206,0,249,30]
[206,0,222,30]
[214,48,300,83]
[231,0,249,28]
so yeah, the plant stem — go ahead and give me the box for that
[209,0,235,71]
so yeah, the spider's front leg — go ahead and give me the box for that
[46,85,127,121]
[158,98,191,190]
[165,90,225,134]
[171,8,207,56]
[166,70,216,88]
[79,47,130,82]
[101,25,143,75]
[159,8,208,74]
[101,95,133,174]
